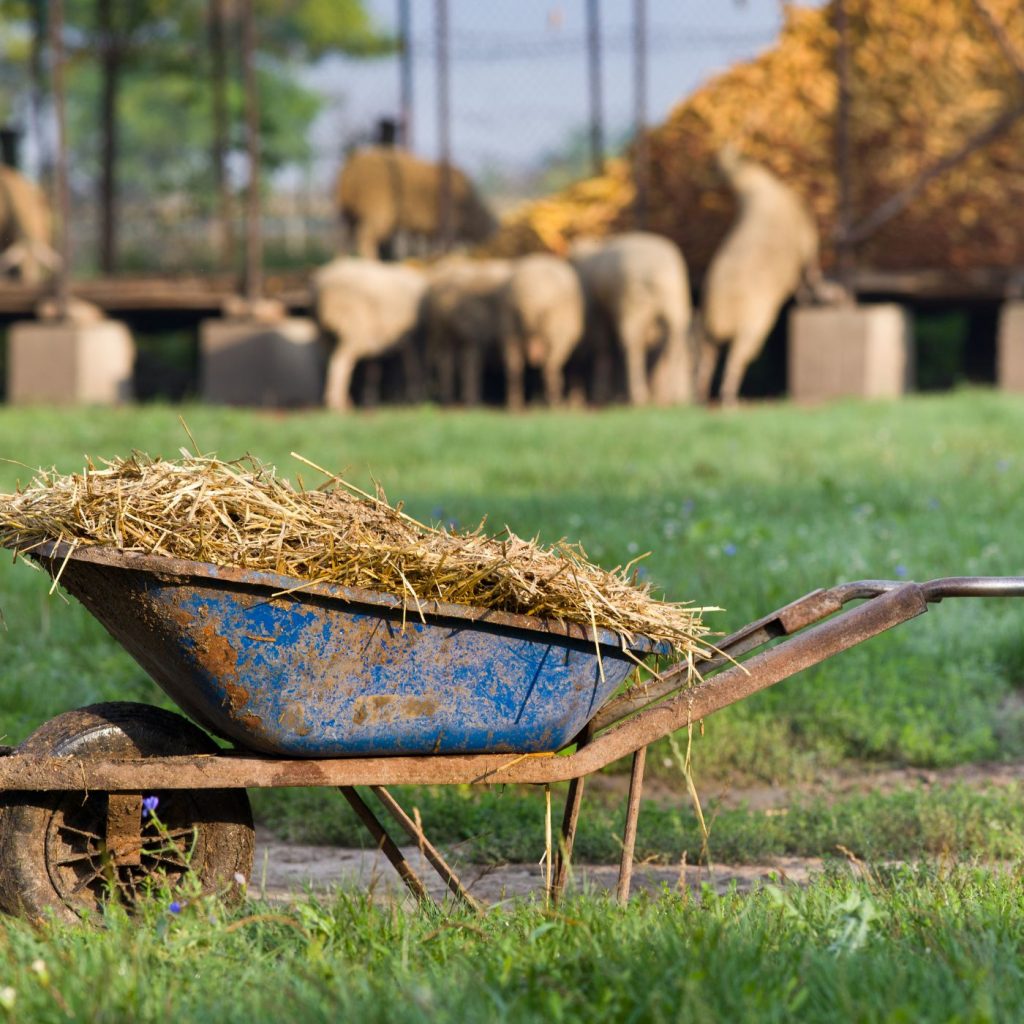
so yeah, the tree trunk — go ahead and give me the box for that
[209,0,234,270]
[97,0,120,274]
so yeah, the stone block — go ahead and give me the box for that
[199,317,325,407]
[788,304,914,401]
[997,302,1024,392]
[6,319,135,405]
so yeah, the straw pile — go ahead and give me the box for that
[0,451,712,659]
[486,0,1024,276]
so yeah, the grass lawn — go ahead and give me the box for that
[2,392,1024,1020]
[1,391,1024,866]
[1,868,1023,1022]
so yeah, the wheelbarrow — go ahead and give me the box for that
[1,539,1023,921]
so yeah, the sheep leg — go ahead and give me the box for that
[324,347,357,411]
[622,335,651,406]
[503,343,526,411]
[542,358,564,407]
[401,340,425,403]
[432,338,456,405]
[650,325,694,406]
[360,359,383,406]
[461,342,483,406]
[719,326,767,408]
[354,220,380,261]
[695,330,721,404]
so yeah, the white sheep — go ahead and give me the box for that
[313,258,428,411]
[422,256,512,405]
[569,232,693,406]
[499,253,584,409]
[697,146,826,406]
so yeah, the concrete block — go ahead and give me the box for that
[997,302,1024,392]
[6,319,135,404]
[788,304,914,401]
[199,317,325,407]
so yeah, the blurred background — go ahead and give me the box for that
[0,0,1022,401]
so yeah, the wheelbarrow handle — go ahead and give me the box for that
[592,574,1024,733]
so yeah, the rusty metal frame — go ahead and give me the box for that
[3,575,1024,902]
[5,576,1024,794]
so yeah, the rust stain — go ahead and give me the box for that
[165,603,194,628]
[196,623,240,682]
[224,681,250,713]
[240,713,263,731]
[278,703,312,737]
[351,695,439,726]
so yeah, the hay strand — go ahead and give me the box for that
[0,451,714,659]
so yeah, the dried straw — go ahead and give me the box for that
[0,450,713,659]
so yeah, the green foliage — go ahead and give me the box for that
[257,0,395,60]
[66,62,321,198]
[251,779,1024,866]
[2,392,1024,781]
[1,870,1024,1021]
[0,0,390,206]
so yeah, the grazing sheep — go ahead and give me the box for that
[0,166,58,285]
[697,146,824,406]
[336,146,498,260]
[313,258,428,411]
[499,254,584,409]
[569,232,693,406]
[422,257,512,405]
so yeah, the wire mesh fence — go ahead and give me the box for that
[0,0,785,278]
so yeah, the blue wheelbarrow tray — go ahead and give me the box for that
[29,542,667,758]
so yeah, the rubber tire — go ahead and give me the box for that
[0,702,254,923]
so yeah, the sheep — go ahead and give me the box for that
[499,253,584,409]
[0,166,58,285]
[335,146,498,261]
[313,258,428,411]
[697,146,827,406]
[569,231,693,406]
[422,256,512,405]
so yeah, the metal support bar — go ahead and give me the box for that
[106,793,143,866]
[369,785,481,911]
[338,787,432,904]
[551,729,592,904]
[616,746,646,905]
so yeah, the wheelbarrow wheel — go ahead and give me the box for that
[0,702,254,924]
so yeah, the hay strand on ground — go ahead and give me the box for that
[0,451,713,659]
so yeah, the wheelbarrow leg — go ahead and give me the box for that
[338,787,432,905]
[616,745,647,905]
[551,776,586,904]
[552,727,592,905]
[369,785,482,912]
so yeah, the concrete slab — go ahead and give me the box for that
[6,318,135,404]
[199,317,325,407]
[788,304,914,401]
[997,302,1024,392]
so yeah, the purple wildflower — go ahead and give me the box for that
[894,564,909,578]
[142,796,159,819]
[723,543,737,557]
[168,901,182,914]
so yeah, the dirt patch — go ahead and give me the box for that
[254,760,1024,905]
[252,827,823,905]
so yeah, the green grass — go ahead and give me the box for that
[2,393,1023,776]
[2,394,1024,1018]
[2,869,1024,1021]
[252,780,1024,865]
